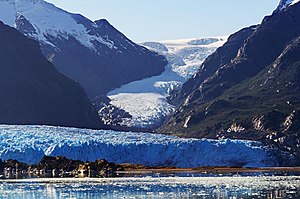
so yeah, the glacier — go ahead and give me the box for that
[105,37,227,129]
[0,125,277,168]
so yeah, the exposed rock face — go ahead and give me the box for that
[160,2,300,165]
[0,21,102,129]
[2,159,28,172]
[53,157,124,177]
[37,156,84,172]
[77,159,124,177]
[1,156,124,178]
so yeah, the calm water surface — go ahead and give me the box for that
[0,173,300,198]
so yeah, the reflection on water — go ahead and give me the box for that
[0,175,300,199]
[3,169,300,179]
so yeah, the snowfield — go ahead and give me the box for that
[106,37,227,128]
[0,125,277,167]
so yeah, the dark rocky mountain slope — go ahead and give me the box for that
[160,2,300,165]
[0,21,102,129]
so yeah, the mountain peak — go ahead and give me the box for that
[95,19,110,26]
[274,0,300,13]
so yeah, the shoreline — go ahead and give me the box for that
[1,174,300,184]
[1,167,299,182]
[119,167,300,174]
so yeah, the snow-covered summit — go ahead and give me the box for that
[0,0,114,49]
[274,0,300,13]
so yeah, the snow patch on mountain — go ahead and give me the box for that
[275,0,300,12]
[106,37,227,129]
[0,0,114,49]
[0,125,277,167]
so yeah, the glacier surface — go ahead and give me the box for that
[0,125,277,167]
[106,37,227,129]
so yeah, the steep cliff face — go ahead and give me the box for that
[0,21,102,129]
[160,2,300,165]
[0,0,167,99]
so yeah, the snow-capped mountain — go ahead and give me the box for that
[100,37,227,130]
[0,0,109,49]
[0,0,167,98]
[0,125,278,168]
[274,0,300,13]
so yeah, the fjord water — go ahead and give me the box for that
[1,175,300,199]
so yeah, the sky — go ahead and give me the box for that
[46,0,279,42]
